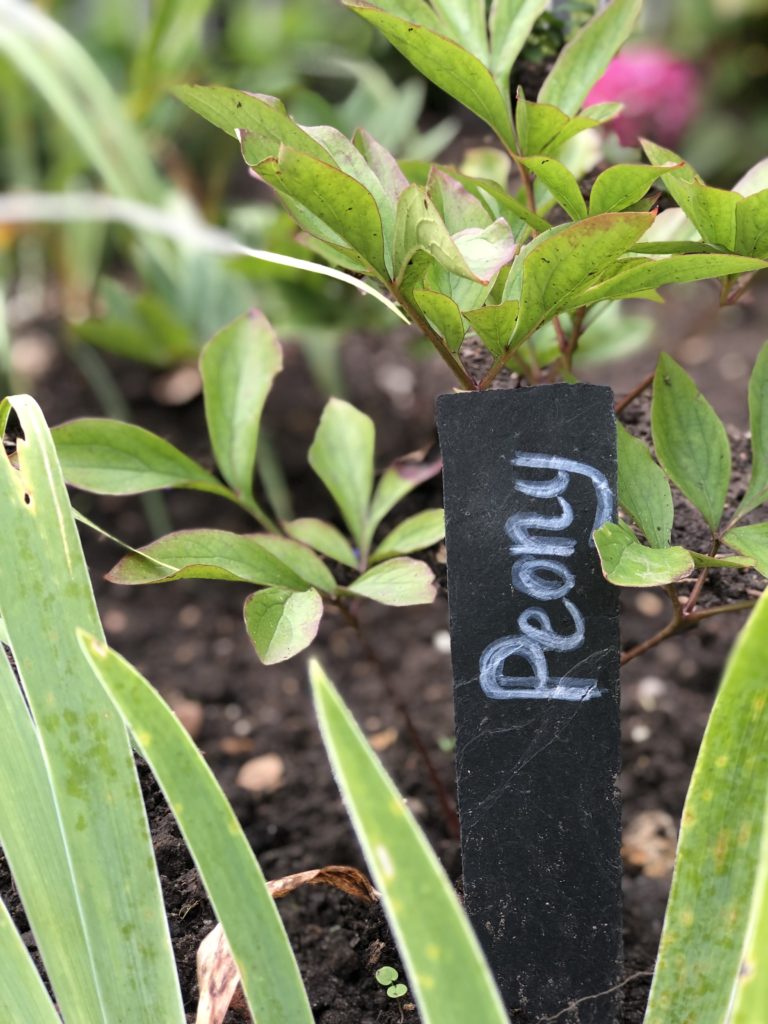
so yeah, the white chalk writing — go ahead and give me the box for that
[479,453,612,701]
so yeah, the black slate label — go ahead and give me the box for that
[437,384,621,1024]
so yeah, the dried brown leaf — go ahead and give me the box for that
[195,865,379,1024]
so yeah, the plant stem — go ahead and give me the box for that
[338,603,460,840]
[620,598,755,666]
[614,369,656,416]
[682,537,719,616]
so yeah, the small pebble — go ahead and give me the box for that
[432,629,451,654]
[102,608,128,635]
[236,753,285,794]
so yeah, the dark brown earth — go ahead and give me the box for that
[2,277,766,1022]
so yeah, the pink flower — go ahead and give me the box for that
[584,47,699,148]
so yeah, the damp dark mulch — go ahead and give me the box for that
[2,327,762,1023]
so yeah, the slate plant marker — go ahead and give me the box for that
[437,385,621,1023]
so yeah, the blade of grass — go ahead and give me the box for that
[0,395,185,1024]
[0,897,60,1024]
[309,659,508,1024]
[0,649,104,1024]
[644,591,768,1023]
[0,191,408,322]
[78,635,315,1024]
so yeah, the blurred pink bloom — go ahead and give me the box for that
[585,47,699,147]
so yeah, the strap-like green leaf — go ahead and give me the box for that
[308,398,376,548]
[0,651,103,1024]
[0,897,60,1024]
[594,522,694,586]
[651,354,731,532]
[739,342,768,515]
[644,591,768,1024]
[310,661,509,1024]
[243,587,324,664]
[52,417,230,497]
[79,635,314,1023]
[0,396,184,1024]
[617,424,674,548]
[538,0,642,116]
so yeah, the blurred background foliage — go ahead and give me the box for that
[1,0,766,399]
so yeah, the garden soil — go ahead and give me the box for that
[3,283,766,1023]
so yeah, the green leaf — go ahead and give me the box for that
[575,253,767,306]
[52,417,228,498]
[393,184,480,284]
[430,0,489,61]
[285,518,359,569]
[463,300,519,357]
[0,897,60,1024]
[0,396,185,1023]
[310,661,509,1024]
[724,524,768,577]
[644,592,768,1024]
[107,529,337,592]
[345,4,515,149]
[617,424,674,547]
[0,650,104,1023]
[256,146,389,277]
[672,179,740,251]
[729,791,768,1023]
[308,398,375,547]
[200,311,282,504]
[740,342,768,515]
[507,212,653,344]
[594,522,694,586]
[488,0,550,85]
[413,289,466,351]
[538,0,642,116]
[244,587,324,664]
[367,453,443,539]
[174,84,327,156]
[519,155,587,221]
[735,188,768,259]
[346,557,436,605]
[79,635,314,1023]
[689,551,755,569]
[388,983,409,998]
[428,167,492,233]
[354,128,409,203]
[376,966,400,986]
[651,354,731,531]
[589,164,673,215]
[452,218,517,282]
[371,509,445,563]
